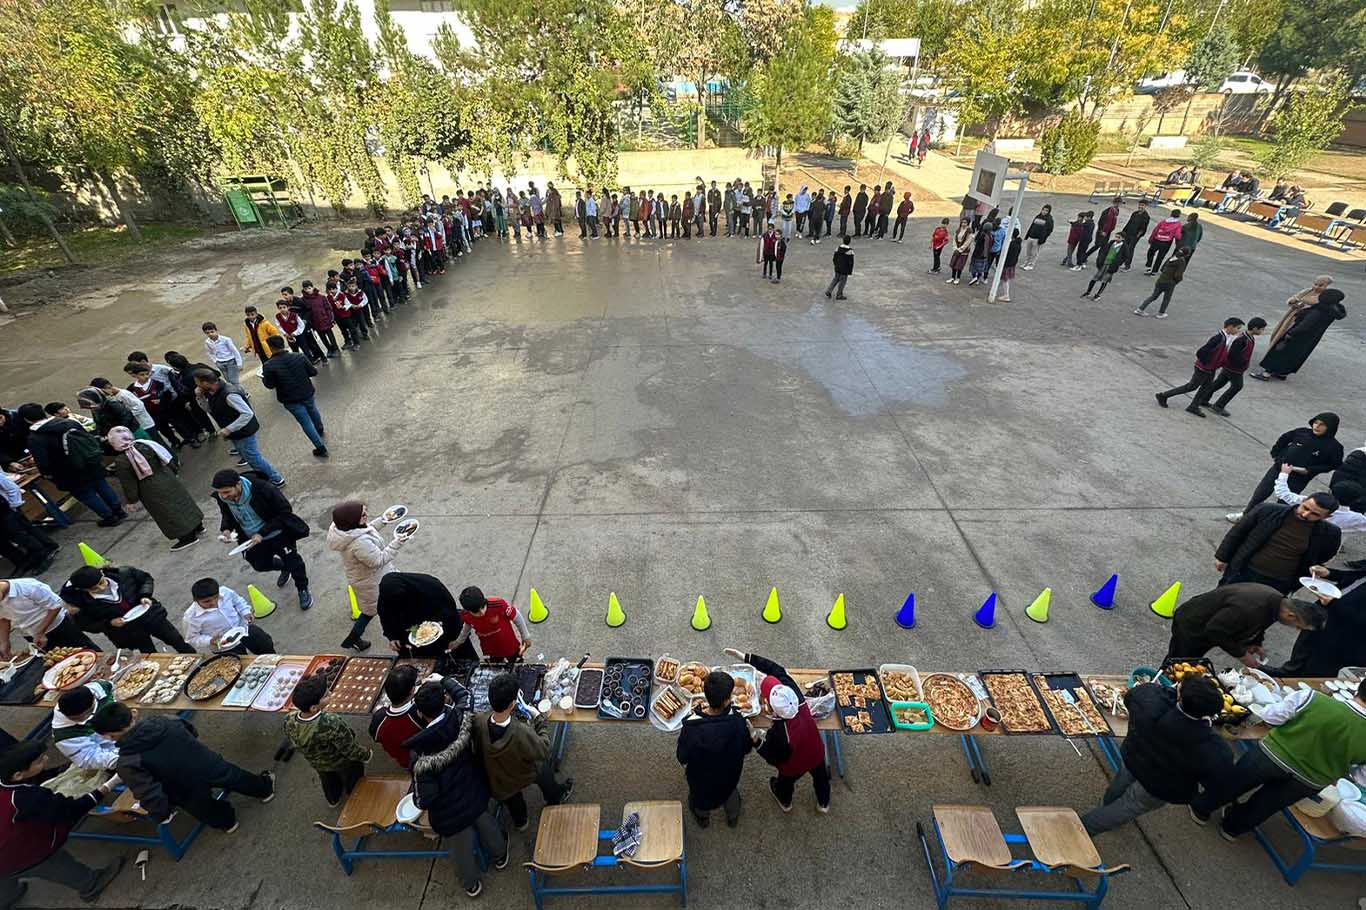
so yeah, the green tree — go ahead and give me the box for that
[1039,110,1101,175]
[741,4,837,183]
[832,48,905,151]
[937,4,1026,145]
[1256,0,1366,126]
[1177,24,1240,134]
[652,0,746,149]
[1257,78,1349,178]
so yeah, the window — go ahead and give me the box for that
[419,0,454,11]
[1228,75,1248,83]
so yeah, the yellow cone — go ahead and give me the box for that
[762,587,782,624]
[348,585,360,620]
[826,593,847,631]
[528,588,548,624]
[1025,587,1051,623]
[1150,581,1181,619]
[248,584,277,619]
[78,542,106,568]
[606,592,626,628]
[690,595,712,631]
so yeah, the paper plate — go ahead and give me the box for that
[380,504,408,524]
[215,627,248,651]
[1300,576,1341,599]
[393,519,419,539]
[408,621,442,648]
[228,539,257,556]
[121,603,151,623]
[395,793,421,824]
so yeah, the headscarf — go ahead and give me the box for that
[1315,288,1346,309]
[76,388,105,408]
[331,500,366,531]
[376,572,462,642]
[107,426,170,480]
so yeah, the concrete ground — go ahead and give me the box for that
[2,193,1365,910]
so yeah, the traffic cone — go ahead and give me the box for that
[1150,581,1181,619]
[826,593,847,631]
[348,585,360,620]
[606,592,626,628]
[973,592,998,629]
[1025,587,1051,623]
[1091,574,1118,609]
[248,584,277,619]
[78,542,106,568]
[895,592,916,629]
[528,588,549,624]
[690,595,712,631]
[762,587,782,624]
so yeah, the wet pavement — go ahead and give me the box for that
[2,203,1365,909]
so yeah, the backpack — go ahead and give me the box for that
[61,426,104,474]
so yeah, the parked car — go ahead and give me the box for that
[1136,69,1272,95]
[1136,70,1188,94]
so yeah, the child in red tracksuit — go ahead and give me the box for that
[774,235,787,282]
[452,587,531,659]
[930,219,950,273]
[1192,317,1267,415]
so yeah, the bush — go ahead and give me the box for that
[1039,111,1100,176]
[1189,134,1224,170]
[0,184,60,240]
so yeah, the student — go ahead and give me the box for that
[274,297,320,364]
[210,468,313,610]
[1229,413,1344,519]
[96,702,275,833]
[585,190,599,238]
[285,674,371,807]
[892,192,913,242]
[163,352,217,439]
[328,279,361,351]
[327,500,410,652]
[1177,211,1203,263]
[930,218,950,273]
[472,673,573,831]
[668,194,681,238]
[946,218,972,284]
[1155,318,1243,414]
[540,182,558,237]
[407,678,508,899]
[452,586,531,659]
[260,336,328,458]
[1133,247,1189,318]
[808,189,825,243]
[774,233,787,283]
[183,577,275,654]
[1080,676,1231,835]
[761,224,779,281]
[794,186,810,234]
[202,321,243,386]
[86,378,162,444]
[1021,205,1053,269]
[1072,211,1096,269]
[61,564,194,653]
[877,183,895,239]
[724,648,829,812]
[997,229,1021,302]
[1081,238,1123,301]
[838,185,852,237]
[370,664,423,769]
[0,578,99,654]
[823,190,836,239]
[343,279,373,334]
[122,361,183,448]
[241,305,280,363]
[1144,210,1183,275]
[1117,200,1151,270]
[194,370,285,486]
[1060,212,1084,267]
[967,221,992,286]
[778,194,795,241]
[852,184,868,237]
[1089,196,1121,261]
[1332,445,1366,514]
[825,236,854,300]
[51,682,119,771]
[677,669,753,827]
[0,472,57,575]
[127,351,203,446]
[1216,493,1341,592]
[681,192,694,239]
[1191,317,1267,415]
[0,742,123,906]
[16,402,126,527]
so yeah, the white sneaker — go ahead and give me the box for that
[1225,512,1243,524]
[945,277,955,284]
[1155,313,1168,319]
[1132,308,1146,316]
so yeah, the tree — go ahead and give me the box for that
[832,48,905,151]
[937,4,1027,145]
[1177,24,1240,134]
[1039,110,1101,176]
[1257,78,1349,178]
[1256,0,1366,127]
[652,0,746,150]
[848,0,956,66]
[741,5,837,184]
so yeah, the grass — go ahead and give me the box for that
[0,223,205,276]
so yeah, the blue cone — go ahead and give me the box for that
[895,592,916,629]
[1091,574,1118,610]
[973,592,998,629]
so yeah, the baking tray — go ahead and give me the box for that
[828,668,893,734]
[574,667,604,709]
[1031,671,1115,737]
[182,655,244,702]
[598,657,653,721]
[250,658,310,712]
[220,655,280,708]
[716,663,759,717]
[326,657,393,714]
[878,663,923,703]
[516,663,547,704]
[978,669,1057,735]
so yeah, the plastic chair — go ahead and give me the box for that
[1324,201,1349,217]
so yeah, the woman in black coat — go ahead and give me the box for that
[376,572,478,662]
[1252,288,1346,380]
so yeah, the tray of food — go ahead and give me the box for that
[301,654,347,688]
[41,647,85,669]
[467,664,503,713]
[374,658,436,709]
[574,667,604,710]
[112,661,160,701]
[1159,659,1247,725]
[879,663,923,703]
[718,663,759,717]
[829,669,893,734]
[326,657,393,714]
[0,650,37,677]
[250,659,310,712]
[516,663,547,704]
[141,655,201,705]
[184,656,243,702]
[890,701,935,730]
[1085,678,1129,718]
[676,661,710,702]
[598,657,653,721]
[920,673,983,731]
[42,650,100,692]
[220,656,280,708]
[649,684,691,731]
[979,670,1055,734]
[654,655,680,686]
[1031,672,1114,737]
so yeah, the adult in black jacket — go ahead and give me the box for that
[59,565,193,653]
[1216,498,1341,592]
[260,336,328,458]
[211,469,312,610]
[1267,564,1366,678]
[1116,200,1151,270]
[1021,205,1053,269]
[1080,679,1231,834]
[1331,444,1366,512]
[852,186,869,236]
[407,678,507,898]
[15,405,126,527]
[96,706,274,831]
[676,670,753,827]
[376,572,478,662]
[1253,288,1347,380]
[163,352,216,438]
[1167,582,1323,663]
[1235,412,1343,515]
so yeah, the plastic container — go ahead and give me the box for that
[889,700,934,731]
[878,663,923,703]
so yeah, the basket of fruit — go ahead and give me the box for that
[1157,659,1249,725]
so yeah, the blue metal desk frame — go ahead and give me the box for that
[525,825,687,910]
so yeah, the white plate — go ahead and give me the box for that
[215,627,248,651]
[380,504,408,524]
[1300,576,1342,599]
[121,603,151,623]
[409,622,443,648]
[41,651,99,691]
[393,519,419,539]
[228,539,257,556]
[648,684,692,732]
[395,793,421,824]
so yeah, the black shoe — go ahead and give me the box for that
[558,778,575,803]
[79,857,125,903]
[312,447,329,458]
[1185,405,1205,418]
[97,514,124,527]
[692,812,710,828]
[276,567,292,588]
[1154,393,1168,408]
[1208,405,1231,416]
[345,638,371,652]
[272,477,286,487]
[298,589,313,611]
[824,291,831,298]
[835,295,847,300]
[170,535,200,552]
[493,852,509,870]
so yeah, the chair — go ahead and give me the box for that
[525,801,687,910]
[1251,804,1366,884]
[918,804,1129,909]
[313,775,450,875]
[1324,201,1349,217]
[1088,181,1116,203]
[70,787,225,861]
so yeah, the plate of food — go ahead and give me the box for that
[676,662,709,701]
[140,655,201,705]
[719,663,759,717]
[409,621,443,648]
[979,670,1055,734]
[393,519,419,539]
[381,504,409,524]
[654,655,680,685]
[395,792,421,825]
[120,603,151,623]
[184,656,242,701]
[113,662,160,701]
[828,669,893,734]
[1300,576,1341,599]
[214,627,248,652]
[42,651,100,692]
[649,684,691,731]
[879,664,923,703]
[0,651,36,673]
[921,673,982,731]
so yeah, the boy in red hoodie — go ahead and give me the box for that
[453,586,531,659]
[930,218,950,273]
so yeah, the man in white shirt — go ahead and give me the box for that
[1273,464,1366,533]
[0,473,59,575]
[0,579,97,656]
[182,578,274,654]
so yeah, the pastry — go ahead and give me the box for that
[981,673,1052,733]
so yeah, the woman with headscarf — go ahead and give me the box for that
[376,572,479,662]
[1252,282,1346,381]
[722,647,829,813]
[76,387,138,439]
[107,427,204,550]
[326,501,411,652]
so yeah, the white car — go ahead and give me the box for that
[1218,71,1273,94]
